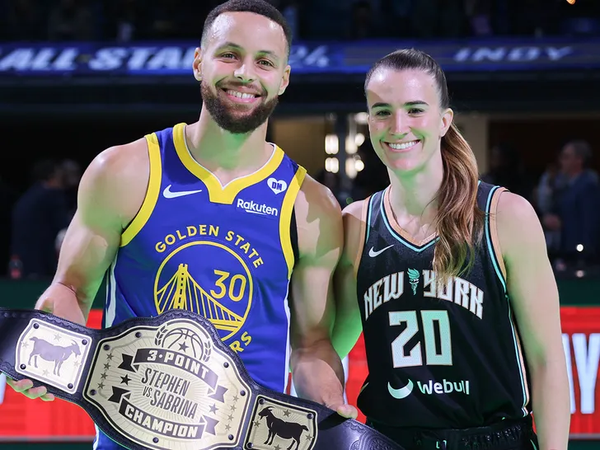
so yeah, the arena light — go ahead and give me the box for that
[355,132,365,147]
[325,134,339,155]
[355,158,365,172]
[354,112,369,124]
[345,158,357,179]
[346,136,357,155]
[325,157,339,173]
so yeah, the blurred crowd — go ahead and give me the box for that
[1,0,599,278]
[482,140,600,272]
[2,137,598,280]
[0,159,80,280]
[1,0,600,43]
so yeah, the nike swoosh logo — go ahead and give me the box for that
[369,244,394,257]
[162,184,203,199]
[388,380,414,400]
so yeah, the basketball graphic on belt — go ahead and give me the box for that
[155,324,211,362]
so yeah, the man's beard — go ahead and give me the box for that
[201,81,279,134]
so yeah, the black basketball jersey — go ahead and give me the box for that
[356,182,531,429]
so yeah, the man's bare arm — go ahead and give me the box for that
[36,140,149,322]
[289,176,356,417]
[332,200,365,360]
[8,139,149,400]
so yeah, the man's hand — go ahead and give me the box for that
[331,403,359,419]
[6,377,55,401]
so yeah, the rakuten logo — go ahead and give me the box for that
[236,199,279,216]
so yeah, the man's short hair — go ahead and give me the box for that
[201,0,292,57]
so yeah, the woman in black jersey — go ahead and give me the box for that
[333,49,569,450]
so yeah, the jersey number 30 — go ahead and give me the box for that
[390,310,452,367]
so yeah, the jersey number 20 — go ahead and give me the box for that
[390,310,452,367]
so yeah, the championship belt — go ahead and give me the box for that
[0,308,404,450]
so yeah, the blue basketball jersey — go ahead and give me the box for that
[94,123,306,450]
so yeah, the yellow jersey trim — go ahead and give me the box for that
[172,122,285,205]
[280,166,307,279]
[121,133,162,247]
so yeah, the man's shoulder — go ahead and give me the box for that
[297,175,341,220]
[84,138,150,189]
[78,137,151,221]
[581,170,600,185]
[292,175,343,260]
[568,171,600,198]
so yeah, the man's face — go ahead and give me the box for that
[196,12,291,134]
[559,144,582,175]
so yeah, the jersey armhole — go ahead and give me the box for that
[280,165,307,279]
[290,208,299,265]
[352,197,371,278]
[487,187,508,285]
[120,133,162,247]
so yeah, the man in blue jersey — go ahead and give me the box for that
[8,0,357,446]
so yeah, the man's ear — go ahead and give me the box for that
[192,47,202,82]
[278,65,291,96]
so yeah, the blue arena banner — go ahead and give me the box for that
[0,37,598,77]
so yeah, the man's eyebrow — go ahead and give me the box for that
[217,42,280,61]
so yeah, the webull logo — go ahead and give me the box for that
[236,199,279,217]
[389,378,470,400]
[418,378,470,395]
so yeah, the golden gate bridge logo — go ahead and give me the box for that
[155,263,248,339]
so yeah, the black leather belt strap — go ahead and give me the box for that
[0,307,404,450]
